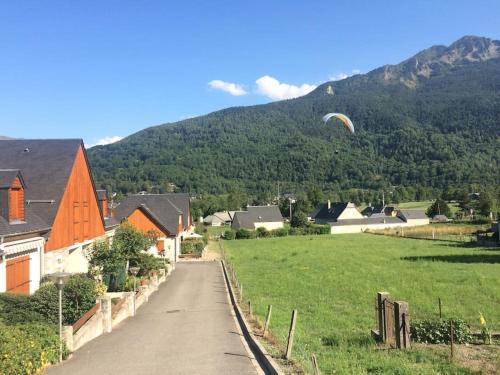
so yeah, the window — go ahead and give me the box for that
[9,177,24,221]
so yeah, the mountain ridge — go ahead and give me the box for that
[88,35,500,200]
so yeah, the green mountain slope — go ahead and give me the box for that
[88,36,500,199]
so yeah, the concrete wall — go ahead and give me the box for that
[254,222,284,231]
[405,218,430,226]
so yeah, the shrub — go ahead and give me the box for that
[0,293,46,325]
[181,239,205,254]
[272,227,289,237]
[130,252,165,277]
[289,227,304,236]
[224,230,236,240]
[411,318,472,344]
[256,227,270,238]
[235,228,255,239]
[0,322,64,375]
[291,212,308,228]
[30,275,98,325]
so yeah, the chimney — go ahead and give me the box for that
[327,200,331,209]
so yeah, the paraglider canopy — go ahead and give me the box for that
[322,113,355,134]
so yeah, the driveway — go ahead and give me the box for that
[45,262,259,375]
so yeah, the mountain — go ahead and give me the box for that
[0,136,14,140]
[88,36,500,202]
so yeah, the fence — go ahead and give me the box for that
[373,292,410,350]
[220,240,322,374]
[366,226,478,243]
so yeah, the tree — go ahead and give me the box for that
[426,199,451,218]
[291,211,308,228]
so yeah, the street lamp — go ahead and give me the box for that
[129,266,140,315]
[47,272,71,363]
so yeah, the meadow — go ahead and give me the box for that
[223,234,500,374]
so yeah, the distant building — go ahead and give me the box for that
[203,211,232,226]
[114,194,192,262]
[231,206,284,231]
[311,200,429,234]
[432,214,450,222]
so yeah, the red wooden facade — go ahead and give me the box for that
[127,208,168,237]
[45,146,105,252]
[9,176,24,221]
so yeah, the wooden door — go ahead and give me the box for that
[6,255,30,294]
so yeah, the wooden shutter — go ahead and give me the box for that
[6,255,30,294]
[83,201,90,239]
[73,202,80,241]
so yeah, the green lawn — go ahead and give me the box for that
[223,234,500,374]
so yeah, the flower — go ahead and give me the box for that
[479,312,486,326]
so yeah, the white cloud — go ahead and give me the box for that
[329,69,361,82]
[87,136,124,148]
[208,80,247,96]
[255,75,317,100]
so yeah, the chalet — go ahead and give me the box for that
[0,139,107,294]
[114,194,192,262]
[311,201,363,224]
[231,206,284,231]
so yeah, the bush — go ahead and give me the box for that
[289,227,304,236]
[256,227,270,238]
[130,252,165,277]
[0,293,46,325]
[0,322,64,375]
[181,239,205,254]
[235,228,256,239]
[411,318,472,344]
[272,227,289,237]
[291,211,308,228]
[30,275,99,325]
[224,230,236,240]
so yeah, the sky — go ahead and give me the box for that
[0,0,499,147]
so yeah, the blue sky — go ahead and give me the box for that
[1,0,499,146]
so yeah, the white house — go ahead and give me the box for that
[231,206,284,231]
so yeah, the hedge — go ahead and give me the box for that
[181,239,205,254]
[0,322,64,375]
[224,224,330,240]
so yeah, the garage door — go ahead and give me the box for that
[6,255,30,294]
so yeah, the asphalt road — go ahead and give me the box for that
[45,262,259,375]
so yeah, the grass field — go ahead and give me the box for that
[223,234,500,374]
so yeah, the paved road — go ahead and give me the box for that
[46,262,259,375]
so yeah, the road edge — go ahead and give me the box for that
[220,260,285,375]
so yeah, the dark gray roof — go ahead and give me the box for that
[0,169,24,189]
[331,216,404,227]
[397,209,428,221]
[0,139,83,227]
[161,193,191,229]
[0,210,50,236]
[114,194,185,235]
[231,206,283,230]
[311,202,348,221]
[96,190,107,201]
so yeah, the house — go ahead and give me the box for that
[0,139,108,294]
[114,194,192,262]
[361,204,397,217]
[311,200,429,234]
[231,206,284,231]
[311,201,363,224]
[203,211,232,226]
[97,189,120,240]
[432,214,450,222]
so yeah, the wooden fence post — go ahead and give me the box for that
[248,300,252,317]
[377,292,390,342]
[263,304,272,337]
[311,353,321,375]
[239,283,243,302]
[450,320,454,359]
[285,310,298,360]
[394,301,410,349]
[438,298,442,319]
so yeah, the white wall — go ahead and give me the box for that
[330,221,429,234]
[254,222,284,231]
[145,236,178,263]
[337,205,364,221]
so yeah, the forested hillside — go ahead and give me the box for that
[88,36,500,203]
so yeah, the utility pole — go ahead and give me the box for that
[277,181,280,200]
[382,191,385,207]
[289,198,292,221]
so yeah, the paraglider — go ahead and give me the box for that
[322,113,355,134]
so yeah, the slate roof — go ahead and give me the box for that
[231,206,283,230]
[0,139,83,228]
[0,210,51,236]
[114,194,185,235]
[397,209,428,221]
[0,169,24,189]
[311,202,348,221]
